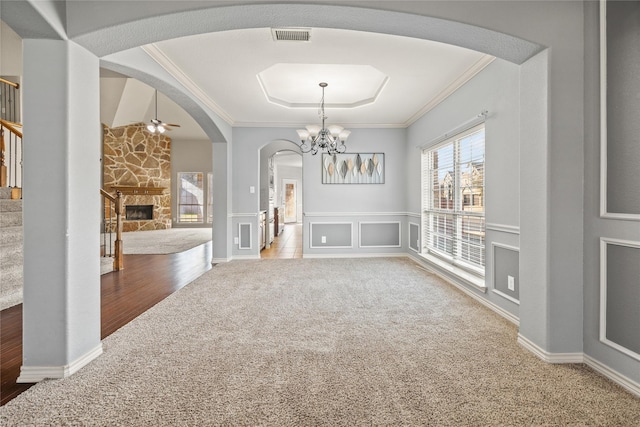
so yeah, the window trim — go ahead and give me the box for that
[177,171,205,224]
[421,123,486,278]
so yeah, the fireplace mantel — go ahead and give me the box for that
[110,186,166,195]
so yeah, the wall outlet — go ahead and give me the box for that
[321,236,327,244]
[250,186,255,194]
[234,237,239,244]
[507,275,515,291]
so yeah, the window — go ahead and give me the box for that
[422,124,485,274]
[178,172,204,223]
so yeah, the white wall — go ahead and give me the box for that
[1,20,23,77]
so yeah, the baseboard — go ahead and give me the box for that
[583,354,640,398]
[517,334,584,363]
[407,253,520,326]
[230,255,261,260]
[17,343,103,383]
[303,253,406,259]
[211,257,230,264]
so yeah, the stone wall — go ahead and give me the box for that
[103,123,171,231]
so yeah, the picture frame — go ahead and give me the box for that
[321,153,385,184]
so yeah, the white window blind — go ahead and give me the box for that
[422,123,485,274]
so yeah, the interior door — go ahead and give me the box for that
[283,179,297,223]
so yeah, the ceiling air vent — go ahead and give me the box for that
[271,28,311,42]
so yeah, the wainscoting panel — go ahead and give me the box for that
[600,1,640,218]
[238,223,252,250]
[309,222,353,248]
[359,222,401,248]
[600,238,640,361]
[492,243,520,304]
[409,222,420,252]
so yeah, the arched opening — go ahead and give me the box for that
[262,150,303,259]
[259,140,303,258]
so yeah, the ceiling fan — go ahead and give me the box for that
[146,89,180,134]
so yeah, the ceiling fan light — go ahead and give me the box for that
[296,129,310,141]
[157,125,166,133]
[328,125,344,138]
[306,124,321,138]
[147,124,156,133]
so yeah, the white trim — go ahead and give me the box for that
[599,237,640,362]
[418,113,488,150]
[232,213,258,218]
[358,221,402,248]
[406,55,495,126]
[304,211,409,218]
[406,212,421,219]
[238,223,252,250]
[584,354,640,398]
[143,44,235,125]
[600,0,609,219]
[485,223,520,235]
[309,222,353,249]
[516,334,584,364]
[231,255,261,260]
[598,1,640,221]
[407,254,519,325]
[409,222,420,252]
[17,344,103,383]
[303,253,407,259]
[490,242,520,305]
[211,257,230,264]
[491,289,520,305]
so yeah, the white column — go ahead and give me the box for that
[18,39,102,382]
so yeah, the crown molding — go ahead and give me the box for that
[405,54,495,126]
[142,44,235,126]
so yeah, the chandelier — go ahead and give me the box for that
[296,82,351,155]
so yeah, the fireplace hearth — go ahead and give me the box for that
[126,205,153,221]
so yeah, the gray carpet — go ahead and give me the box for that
[1,258,638,426]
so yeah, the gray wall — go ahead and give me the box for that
[171,139,213,228]
[406,58,521,317]
[583,1,640,384]
[303,128,408,257]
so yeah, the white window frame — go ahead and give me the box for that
[421,123,486,278]
[177,171,204,223]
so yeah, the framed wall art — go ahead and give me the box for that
[322,153,384,184]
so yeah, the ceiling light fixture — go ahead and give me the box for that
[146,89,181,134]
[296,83,350,155]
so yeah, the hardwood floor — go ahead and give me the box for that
[261,223,303,259]
[0,242,212,406]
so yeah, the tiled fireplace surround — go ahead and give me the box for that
[103,124,172,232]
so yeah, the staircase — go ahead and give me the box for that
[0,186,23,310]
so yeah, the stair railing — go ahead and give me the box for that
[100,189,124,271]
[0,118,23,198]
[0,77,20,123]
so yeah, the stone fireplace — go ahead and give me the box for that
[103,123,172,231]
